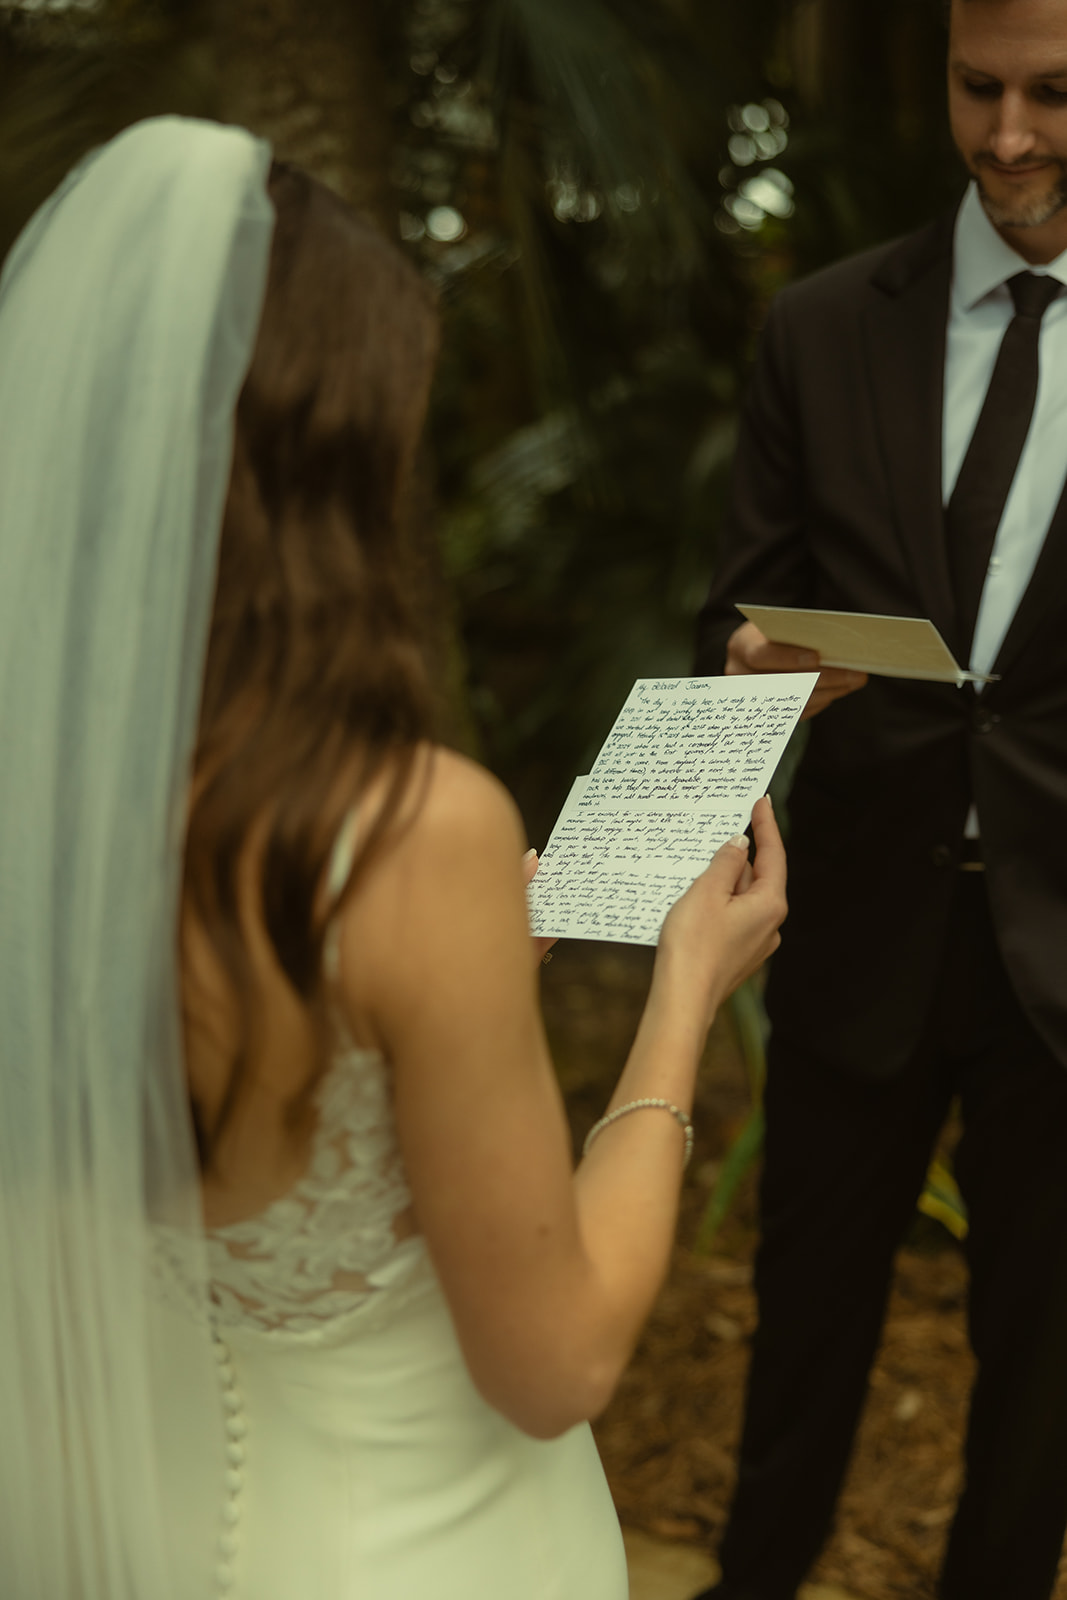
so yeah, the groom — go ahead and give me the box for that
[692,2,1067,1597]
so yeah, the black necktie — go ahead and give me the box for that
[945,270,1061,663]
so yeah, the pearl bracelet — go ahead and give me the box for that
[582,1098,694,1170]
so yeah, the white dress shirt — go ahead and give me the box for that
[944,185,1067,834]
[945,184,1067,675]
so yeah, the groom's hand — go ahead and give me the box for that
[725,621,867,720]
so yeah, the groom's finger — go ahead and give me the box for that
[800,670,867,721]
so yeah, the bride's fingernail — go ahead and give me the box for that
[764,793,773,810]
[523,847,537,861]
[727,834,749,851]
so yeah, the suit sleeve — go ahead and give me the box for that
[693,287,818,674]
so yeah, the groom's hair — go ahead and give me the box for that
[183,164,441,1167]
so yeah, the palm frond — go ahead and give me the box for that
[488,0,705,259]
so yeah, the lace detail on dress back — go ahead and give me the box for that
[206,1043,418,1337]
[205,810,424,1340]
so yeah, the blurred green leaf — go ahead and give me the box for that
[695,979,767,1255]
[918,1158,969,1242]
[695,1105,765,1256]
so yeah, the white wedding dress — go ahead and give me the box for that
[148,857,628,1600]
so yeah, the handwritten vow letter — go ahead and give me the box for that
[527,674,817,946]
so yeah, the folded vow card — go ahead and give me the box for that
[526,674,818,947]
[737,604,997,686]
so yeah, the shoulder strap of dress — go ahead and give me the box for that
[323,807,359,984]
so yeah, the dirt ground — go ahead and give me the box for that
[541,940,1066,1600]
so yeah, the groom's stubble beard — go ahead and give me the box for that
[974,153,1067,228]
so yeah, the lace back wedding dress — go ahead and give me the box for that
[150,823,628,1600]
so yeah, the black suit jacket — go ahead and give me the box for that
[694,213,1067,1077]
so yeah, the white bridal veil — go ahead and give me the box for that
[0,118,273,1596]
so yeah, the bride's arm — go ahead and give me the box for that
[339,749,785,1440]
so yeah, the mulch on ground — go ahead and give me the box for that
[541,940,1065,1600]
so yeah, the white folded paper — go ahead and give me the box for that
[526,673,817,947]
[737,603,996,686]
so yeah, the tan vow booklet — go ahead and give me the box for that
[737,604,998,687]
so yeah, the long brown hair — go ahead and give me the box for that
[183,163,440,1168]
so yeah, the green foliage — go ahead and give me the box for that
[695,1101,765,1255]
[381,0,784,834]
[918,1158,969,1242]
[695,978,767,1254]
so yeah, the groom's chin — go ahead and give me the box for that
[976,171,1067,231]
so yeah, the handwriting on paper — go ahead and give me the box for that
[580,678,809,811]
[538,804,748,875]
[527,673,817,946]
[527,861,699,947]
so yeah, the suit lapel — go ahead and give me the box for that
[861,214,958,652]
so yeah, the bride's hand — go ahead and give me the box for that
[653,796,787,1031]
[523,848,558,967]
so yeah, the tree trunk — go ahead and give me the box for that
[216,0,396,232]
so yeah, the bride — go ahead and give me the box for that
[0,116,786,1600]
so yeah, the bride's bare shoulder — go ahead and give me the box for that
[341,744,526,939]
[339,747,528,1033]
[368,743,524,870]
[415,745,521,840]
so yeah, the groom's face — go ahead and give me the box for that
[949,0,1067,252]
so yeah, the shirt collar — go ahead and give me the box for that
[953,181,1067,310]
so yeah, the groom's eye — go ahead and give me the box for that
[961,78,1002,100]
[1034,83,1067,106]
